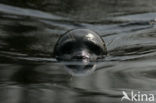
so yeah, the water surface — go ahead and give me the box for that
[1,0,156,103]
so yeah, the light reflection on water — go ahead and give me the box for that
[1,0,156,103]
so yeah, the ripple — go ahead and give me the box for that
[104,61,156,90]
[0,3,67,20]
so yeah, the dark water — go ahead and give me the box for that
[1,0,156,103]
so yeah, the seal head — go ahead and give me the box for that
[54,29,107,76]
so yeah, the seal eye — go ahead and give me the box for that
[60,42,74,54]
[85,41,103,55]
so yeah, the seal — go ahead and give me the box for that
[54,29,107,76]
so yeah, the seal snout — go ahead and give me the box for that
[72,49,90,60]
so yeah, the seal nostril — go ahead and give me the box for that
[73,55,83,60]
[72,55,89,60]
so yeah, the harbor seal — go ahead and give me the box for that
[54,29,107,76]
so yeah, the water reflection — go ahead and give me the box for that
[60,62,96,76]
[1,0,156,103]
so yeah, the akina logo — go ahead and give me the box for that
[121,90,155,102]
